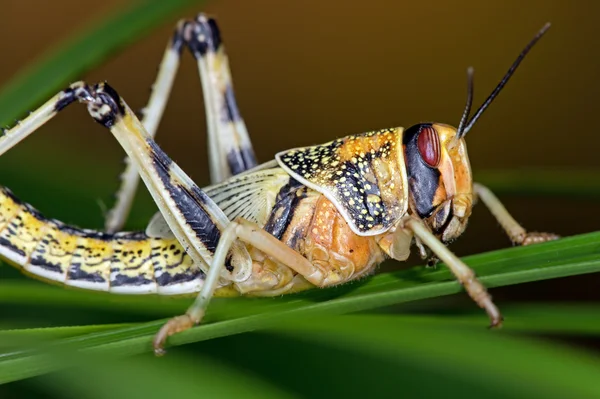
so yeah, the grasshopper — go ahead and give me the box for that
[0,14,558,354]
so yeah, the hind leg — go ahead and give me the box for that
[0,80,253,282]
[105,14,258,232]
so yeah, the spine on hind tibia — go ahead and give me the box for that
[0,186,208,295]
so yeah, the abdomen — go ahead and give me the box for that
[0,186,218,295]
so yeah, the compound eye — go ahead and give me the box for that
[417,126,441,167]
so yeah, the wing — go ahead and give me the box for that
[205,167,291,225]
[146,166,291,238]
[146,211,175,239]
[275,127,408,236]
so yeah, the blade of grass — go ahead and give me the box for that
[0,323,136,341]
[5,301,600,348]
[0,0,205,126]
[1,232,600,382]
[2,231,600,318]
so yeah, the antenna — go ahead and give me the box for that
[456,67,474,136]
[457,22,551,138]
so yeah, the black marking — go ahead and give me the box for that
[187,187,221,253]
[54,87,76,112]
[278,129,400,234]
[403,124,442,218]
[56,223,113,241]
[99,83,125,115]
[88,82,125,128]
[221,83,259,175]
[241,147,257,171]
[156,267,203,286]
[223,85,242,123]
[205,17,222,49]
[171,24,186,55]
[431,200,454,235]
[30,256,63,273]
[341,159,385,225]
[111,273,153,287]
[0,237,25,256]
[114,231,149,241]
[186,16,222,57]
[23,203,48,221]
[2,186,23,205]
[192,182,235,273]
[263,178,306,240]
[148,139,223,258]
[121,255,153,271]
[287,226,306,252]
[68,263,105,283]
[226,147,258,176]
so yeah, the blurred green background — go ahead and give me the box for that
[1,0,600,397]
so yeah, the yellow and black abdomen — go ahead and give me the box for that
[0,186,211,295]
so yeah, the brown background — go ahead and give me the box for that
[0,0,598,299]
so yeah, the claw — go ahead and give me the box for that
[488,315,504,329]
[153,314,196,356]
[519,232,561,246]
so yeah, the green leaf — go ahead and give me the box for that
[0,0,204,126]
[1,231,600,383]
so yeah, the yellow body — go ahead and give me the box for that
[0,187,244,296]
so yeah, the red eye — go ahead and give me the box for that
[417,126,441,167]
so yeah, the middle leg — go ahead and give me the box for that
[153,217,329,354]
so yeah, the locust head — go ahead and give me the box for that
[403,22,550,242]
[403,122,472,242]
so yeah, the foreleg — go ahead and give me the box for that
[473,182,559,245]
